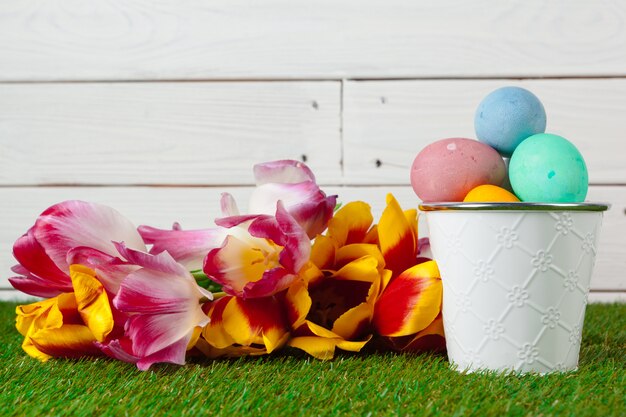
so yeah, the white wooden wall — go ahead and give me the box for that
[0,0,624,302]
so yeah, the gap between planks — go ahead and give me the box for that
[1,75,626,84]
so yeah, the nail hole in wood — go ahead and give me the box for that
[311,101,319,110]
[380,97,387,104]
[301,154,308,162]
[375,159,382,168]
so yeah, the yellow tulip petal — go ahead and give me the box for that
[187,326,203,350]
[363,225,379,245]
[285,280,312,328]
[328,202,373,247]
[16,297,62,337]
[304,320,343,339]
[378,194,417,276]
[288,336,338,360]
[299,261,325,286]
[335,244,385,270]
[21,337,52,362]
[332,302,373,340]
[333,256,380,283]
[396,314,446,352]
[29,324,99,358]
[70,264,114,342]
[202,297,236,349]
[404,209,419,247]
[289,334,372,360]
[195,337,268,358]
[310,235,336,270]
[336,335,372,353]
[222,296,289,351]
[16,294,80,361]
[263,330,290,354]
[379,269,393,295]
[416,313,445,338]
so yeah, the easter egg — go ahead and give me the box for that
[475,86,547,156]
[463,185,520,202]
[411,138,507,202]
[509,133,588,202]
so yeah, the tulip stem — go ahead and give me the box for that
[190,270,223,293]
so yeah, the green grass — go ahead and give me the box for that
[1,302,624,417]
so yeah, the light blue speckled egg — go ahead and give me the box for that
[509,133,588,202]
[475,86,547,156]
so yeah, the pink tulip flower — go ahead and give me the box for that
[203,201,310,299]
[112,244,212,370]
[138,160,336,270]
[10,201,146,298]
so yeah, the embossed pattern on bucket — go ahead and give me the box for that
[423,205,607,374]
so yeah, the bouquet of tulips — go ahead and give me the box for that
[10,160,444,370]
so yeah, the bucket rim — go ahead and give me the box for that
[419,202,610,212]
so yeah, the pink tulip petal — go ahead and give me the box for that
[136,333,191,370]
[10,264,28,275]
[205,202,310,298]
[10,246,71,297]
[114,269,209,315]
[253,160,315,185]
[203,235,269,296]
[248,181,319,215]
[417,237,432,262]
[123,312,196,357]
[215,214,264,229]
[96,338,138,364]
[110,247,210,368]
[288,194,337,238]
[8,273,70,298]
[114,243,190,278]
[242,269,296,299]
[138,224,226,271]
[67,247,138,295]
[33,201,146,272]
[220,193,240,216]
[249,160,335,237]
[249,202,310,273]
[12,228,70,288]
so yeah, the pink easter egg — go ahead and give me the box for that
[411,138,506,202]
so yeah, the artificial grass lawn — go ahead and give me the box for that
[1,302,624,417]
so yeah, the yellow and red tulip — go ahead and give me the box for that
[285,256,385,360]
[198,294,289,358]
[282,200,390,360]
[372,194,445,350]
[286,194,444,359]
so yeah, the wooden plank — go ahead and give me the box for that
[1,1,625,81]
[0,82,341,185]
[344,79,626,185]
[1,185,623,292]
[588,292,626,303]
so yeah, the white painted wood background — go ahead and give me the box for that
[0,0,624,301]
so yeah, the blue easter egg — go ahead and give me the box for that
[509,133,588,203]
[475,87,547,156]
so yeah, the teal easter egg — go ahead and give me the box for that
[509,133,588,202]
